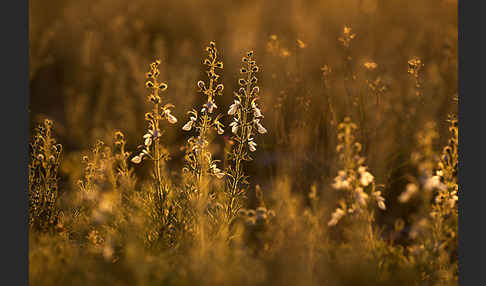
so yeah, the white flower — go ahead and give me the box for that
[182,116,196,131]
[424,175,445,191]
[229,119,239,134]
[164,109,178,124]
[144,137,152,147]
[252,101,263,118]
[358,166,374,187]
[328,207,345,226]
[143,132,153,147]
[332,171,350,190]
[203,100,217,113]
[254,119,267,134]
[398,183,418,203]
[210,164,225,179]
[131,155,142,164]
[228,100,240,115]
[254,107,263,118]
[372,191,386,210]
[217,125,224,135]
[248,138,257,152]
[436,170,443,177]
[355,187,369,207]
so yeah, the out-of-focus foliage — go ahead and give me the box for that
[29,0,458,285]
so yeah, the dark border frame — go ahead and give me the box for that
[0,0,473,285]
[2,0,29,284]
[458,1,482,286]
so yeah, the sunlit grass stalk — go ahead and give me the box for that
[182,41,225,189]
[226,51,267,218]
[131,60,177,201]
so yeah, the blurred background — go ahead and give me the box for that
[30,0,457,228]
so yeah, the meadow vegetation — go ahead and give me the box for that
[29,0,458,285]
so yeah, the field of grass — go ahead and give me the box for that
[29,0,458,285]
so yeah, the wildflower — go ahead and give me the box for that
[143,134,153,147]
[328,207,346,226]
[248,138,257,152]
[254,119,267,134]
[202,100,217,113]
[164,109,178,124]
[372,191,386,210]
[252,101,263,118]
[131,155,142,164]
[297,39,307,49]
[332,171,350,190]
[424,175,445,191]
[182,116,196,131]
[216,125,224,135]
[408,57,423,75]
[229,119,239,134]
[210,163,225,179]
[398,183,418,203]
[436,169,443,178]
[355,187,369,207]
[358,166,374,186]
[228,100,240,115]
[338,26,356,48]
[363,61,377,70]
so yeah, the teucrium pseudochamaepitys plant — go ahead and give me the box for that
[226,51,267,218]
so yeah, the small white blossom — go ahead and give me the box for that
[254,119,267,134]
[252,101,263,118]
[229,119,239,134]
[372,191,386,210]
[358,166,374,187]
[254,107,263,118]
[217,125,224,135]
[182,116,196,131]
[355,187,369,207]
[228,100,240,115]
[248,138,257,152]
[210,164,225,179]
[332,171,351,190]
[424,175,445,191]
[164,109,178,124]
[328,207,346,226]
[436,170,443,177]
[131,155,142,164]
[398,183,418,203]
[202,100,217,113]
[144,137,152,147]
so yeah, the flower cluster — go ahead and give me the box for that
[228,52,267,153]
[408,57,424,95]
[182,42,225,181]
[131,60,177,165]
[338,26,356,48]
[226,51,267,217]
[328,117,385,227]
[431,115,458,216]
[196,41,224,114]
[266,34,291,58]
[29,119,63,232]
